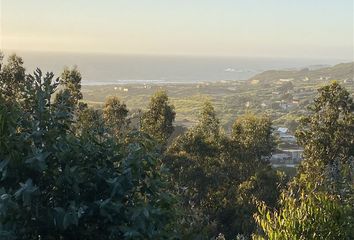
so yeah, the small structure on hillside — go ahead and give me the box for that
[275,127,297,143]
[271,149,303,165]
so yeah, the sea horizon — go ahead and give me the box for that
[2,50,352,85]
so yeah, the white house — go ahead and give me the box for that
[277,127,288,134]
[275,127,297,143]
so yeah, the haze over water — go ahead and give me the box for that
[4,50,349,85]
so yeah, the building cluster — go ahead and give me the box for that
[271,127,303,166]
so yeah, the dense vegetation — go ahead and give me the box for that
[0,55,178,239]
[0,54,353,239]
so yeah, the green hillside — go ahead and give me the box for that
[249,62,354,83]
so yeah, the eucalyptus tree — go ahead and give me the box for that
[253,82,354,240]
[166,102,282,239]
[295,81,354,194]
[103,96,130,137]
[0,54,26,100]
[141,90,175,145]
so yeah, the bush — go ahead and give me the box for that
[0,68,178,239]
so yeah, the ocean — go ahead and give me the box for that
[2,51,347,85]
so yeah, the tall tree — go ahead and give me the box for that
[0,54,26,100]
[197,101,220,137]
[295,81,354,193]
[59,66,83,105]
[54,67,84,130]
[103,96,130,137]
[253,82,354,240]
[232,113,275,161]
[165,101,223,238]
[141,90,175,144]
[166,103,282,239]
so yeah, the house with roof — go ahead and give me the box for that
[275,127,297,143]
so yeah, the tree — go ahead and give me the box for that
[253,82,354,240]
[232,113,275,161]
[165,101,224,238]
[77,107,106,140]
[253,186,353,240]
[213,166,285,239]
[167,101,222,201]
[169,101,221,161]
[103,96,130,137]
[59,66,83,105]
[295,81,354,195]
[0,67,178,239]
[54,67,86,132]
[0,54,26,100]
[166,103,282,239]
[141,90,175,144]
[197,101,220,137]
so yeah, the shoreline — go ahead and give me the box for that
[82,79,245,86]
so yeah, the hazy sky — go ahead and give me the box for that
[1,0,353,59]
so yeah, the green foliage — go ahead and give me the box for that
[216,167,284,238]
[60,66,83,105]
[141,90,176,144]
[198,101,220,136]
[167,102,222,202]
[238,168,285,210]
[297,81,354,164]
[251,62,354,83]
[165,102,225,237]
[53,66,84,131]
[77,107,107,139]
[0,54,26,100]
[166,102,282,239]
[295,81,354,195]
[232,113,275,161]
[254,82,354,240]
[0,59,178,239]
[2,53,352,239]
[253,188,353,240]
[103,96,130,137]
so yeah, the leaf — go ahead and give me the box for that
[63,211,78,229]
[0,159,9,180]
[0,159,9,171]
[25,151,50,171]
[143,208,149,219]
[14,179,38,206]
[36,151,51,162]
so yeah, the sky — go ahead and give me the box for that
[1,0,353,59]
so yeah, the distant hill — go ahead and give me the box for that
[249,62,354,83]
